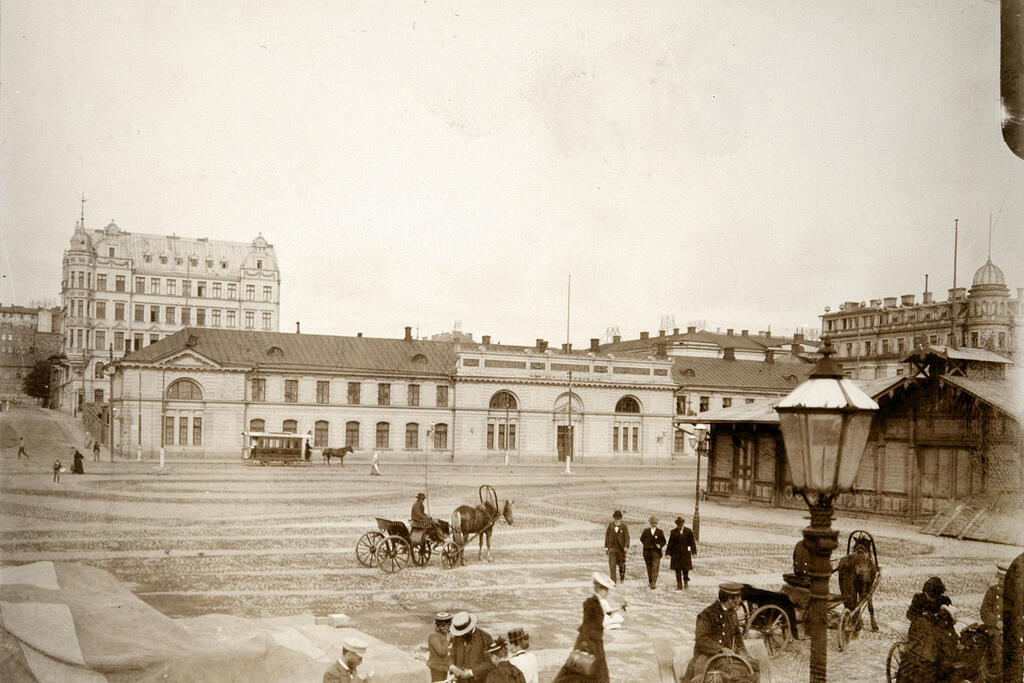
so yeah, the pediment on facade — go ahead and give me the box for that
[157,350,221,369]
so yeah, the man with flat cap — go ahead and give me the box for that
[683,583,756,682]
[640,515,666,589]
[604,510,630,585]
[323,636,370,682]
[449,611,495,681]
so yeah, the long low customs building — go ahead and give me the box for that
[109,327,676,461]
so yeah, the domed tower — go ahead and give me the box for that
[965,258,1013,353]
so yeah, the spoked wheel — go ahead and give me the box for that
[355,531,384,568]
[742,604,791,657]
[837,608,858,651]
[375,535,411,573]
[411,541,432,566]
[441,541,463,569]
[885,640,905,683]
[700,651,755,683]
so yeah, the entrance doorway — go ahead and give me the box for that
[557,425,574,461]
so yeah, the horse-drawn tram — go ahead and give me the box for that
[242,431,310,466]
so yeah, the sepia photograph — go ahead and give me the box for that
[1,2,1022,681]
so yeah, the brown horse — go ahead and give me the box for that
[450,498,514,564]
[838,536,879,631]
[322,445,353,466]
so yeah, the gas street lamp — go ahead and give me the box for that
[691,424,709,543]
[775,340,878,683]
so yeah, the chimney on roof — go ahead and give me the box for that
[590,338,600,351]
[640,331,649,340]
[562,342,572,353]
[540,340,548,352]
[687,326,696,333]
[765,349,775,364]
[901,294,916,307]
[536,338,544,350]
[723,346,735,360]
[613,335,621,343]
[482,334,491,345]
[357,332,363,337]
[296,321,300,334]
[741,329,748,336]
[404,326,412,341]
[673,328,679,335]
[922,291,933,305]
[656,341,668,359]
[659,329,666,337]
[727,328,734,336]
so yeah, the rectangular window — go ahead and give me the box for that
[179,417,188,446]
[244,311,254,329]
[508,424,516,450]
[488,423,495,449]
[348,382,361,404]
[722,397,732,408]
[316,381,330,404]
[77,272,84,288]
[699,396,710,412]
[77,300,84,317]
[97,274,107,290]
[376,423,390,448]
[182,280,191,297]
[165,416,175,445]
[251,378,266,402]
[181,307,191,325]
[151,278,160,294]
[212,309,221,327]
[408,384,420,407]
[314,421,328,448]
[261,311,271,330]
[117,303,127,321]
[133,333,143,351]
[498,424,507,450]
[196,309,206,326]
[115,275,125,292]
[212,282,222,298]
[613,426,619,452]
[227,283,237,298]
[160,255,167,264]
[114,331,124,350]
[192,417,202,446]
[284,379,298,403]
[150,306,159,323]
[167,279,176,295]
[406,423,418,449]
[197,282,206,297]
[622,427,629,452]
[746,398,755,404]
[135,277,145,293]
[95,330,106,350]
[134,304,144,322]
[263,285,272,301]
[149,334,159,345]
[433,424,448,449]
[166,306,175,324]
[436,385,449,407]
[124,337,131,353]
[108,247,115,257]
[378,383,390,406]
[246,284,255,300]
[632,426,639,451]
[226,310,236,327]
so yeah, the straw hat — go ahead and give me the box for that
[450,611,477,636]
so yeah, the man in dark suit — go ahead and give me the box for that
[666,516,697,590]
[640,515,666,589]
[683,583,755,682]
[449,611,494,681]
[322,637,369,682]
[603,510,630,585]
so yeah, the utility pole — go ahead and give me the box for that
[564,274,573,475]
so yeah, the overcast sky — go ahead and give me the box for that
[2,1,1022,345]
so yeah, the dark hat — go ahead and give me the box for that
[417,492,426,499]
[507,627,529,648]
[485,636,507,655]
[719,582,743,597]
[612,510,623,519]
[675,516,685,525]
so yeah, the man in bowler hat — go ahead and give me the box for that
[666,516,697,590]
[640,515,666,589]
[604,510,630,585]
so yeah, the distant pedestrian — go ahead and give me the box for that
[507,628,538,683]
[640,515,666,590]
[483,637,525,683]
[603,510,629,585]
[428,612,453,681]
[369,452,381,476]
[71,448,86,474]
[52,459,62,483]
[92,441,101,462]
[666,516,697,590]
[17,435,29,459]
[305,431,313,461]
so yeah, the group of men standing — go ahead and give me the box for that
[604,510,696,590]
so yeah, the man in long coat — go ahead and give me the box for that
[450,611,495,682]
[666,516,697,590]
[640,515,666,589]
[683,583,755,683]
[604,510,629,585]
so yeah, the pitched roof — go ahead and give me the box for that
[600,329,819,355]
[940,371,1024,420]
[671,356,813,391]
[123,328,456,376]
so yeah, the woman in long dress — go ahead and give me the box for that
[553,572,617,683]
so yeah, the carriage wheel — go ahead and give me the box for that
[700,651,755,683]
[742,604,791,657]
[411,540,432,566]
[885,640,905,683]
[440,541,463,569]
[355,531,384,568]
[837,608,858,651]
[376,535,411,573]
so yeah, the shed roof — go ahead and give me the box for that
[940,371,1024,420]
[902,345,1013,365]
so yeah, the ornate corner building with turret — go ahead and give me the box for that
[820,258,1019,379]
[58,214,280,414]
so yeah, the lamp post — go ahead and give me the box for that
[692,424,708,543]
[776,340,878,683]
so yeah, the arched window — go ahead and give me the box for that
[615,396,641,413]
[249,418,265,432]
[166,378,203,400]
[282,419,297,433]
[376,422,390,448]
[314,420,328,447]
[432,423,448,449]
[489,390,518,410]
[345,421,360,448]
[406,422,419,449]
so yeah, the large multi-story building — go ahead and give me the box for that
[58,215,280,413]
[0,305,62,403]
[820,258,1020,379]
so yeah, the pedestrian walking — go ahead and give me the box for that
[369,451,381,476]
[427,612,453,682]
[666,516,697,590]
[92,440,101,462]
[449,611,494,682]
[52,459,62,483]
[603,510,629,585]
[506,628,538,683]
[640,515,666,589]
[17,435,29,459]
[71,448,86,474]
[552,572,614,683]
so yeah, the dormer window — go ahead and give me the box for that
[144,254,152,263]
[257,259,263,269]
[221,260,228,269]
[267,346,283,357]
[160,255,168,264]
[108,247,115,257]
[175,257,183,265]
[190,257,198,267]
[205,259,213,268]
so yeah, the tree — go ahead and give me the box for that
[22,359,52,401]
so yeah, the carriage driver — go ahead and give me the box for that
[683,583,758,683]
[412,493,443,543]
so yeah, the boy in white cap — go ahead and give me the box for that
[323,636,370,682]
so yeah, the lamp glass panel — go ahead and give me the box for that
[806,413,843,493]
[835,412,874,491]
[778,412,808,490]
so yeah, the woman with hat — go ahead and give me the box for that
[427,612,453,681]
[666,516,697,590]
[552,572,613,682]
[506,628,538,683]
[483,637,526,683]
[449,611,495,682]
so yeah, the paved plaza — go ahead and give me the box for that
[1,409,1019,681]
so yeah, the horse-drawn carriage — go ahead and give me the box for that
[353,485,513,573]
